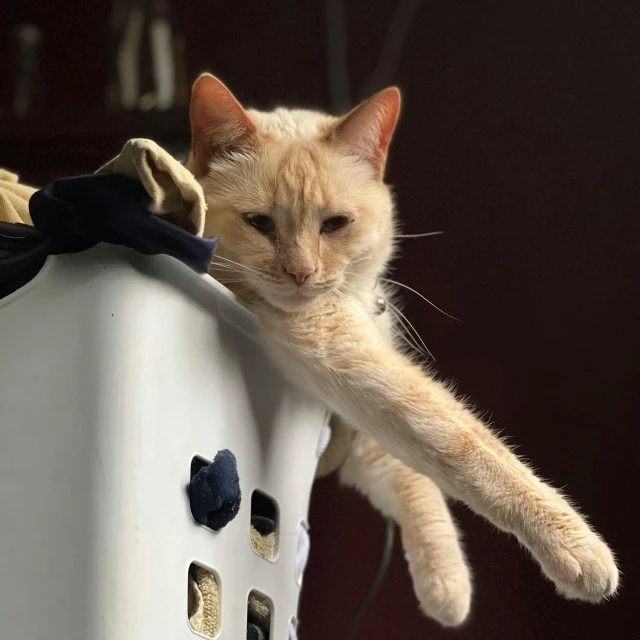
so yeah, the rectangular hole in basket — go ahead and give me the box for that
[250,490,279,561]
[187,562,221,638]
[247,590,272,639]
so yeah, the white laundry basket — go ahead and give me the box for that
[0,244,328,640]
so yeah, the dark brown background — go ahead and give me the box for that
[1,2,638,639]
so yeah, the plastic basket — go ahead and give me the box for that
[0,245,327,639]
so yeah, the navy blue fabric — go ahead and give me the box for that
[29,173,217,273]
[0,221,52,299]
[189,449,241,531]
[251,515,277,535]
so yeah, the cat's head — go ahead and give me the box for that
[188,74,400,312]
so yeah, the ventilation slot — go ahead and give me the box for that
[250,490,279,561]
[247,590,272,639]
[187,563,221,638]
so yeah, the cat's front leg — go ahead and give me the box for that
[259,301,619,603]
[336,423,472,627]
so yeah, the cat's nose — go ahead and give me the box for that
[286,266,316,286]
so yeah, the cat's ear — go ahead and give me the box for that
[189,73,257,177]
[333,87,401,177]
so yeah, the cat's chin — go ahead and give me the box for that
[265,289,321,313]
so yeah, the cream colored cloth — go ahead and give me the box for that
[1,139,206,237]
[97,138,206,237]
[0,169,35,225]
[250,527,277,561]
[188,565,221,638]
[248,589,272,628]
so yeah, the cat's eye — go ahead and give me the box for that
[321,215,351,234]
[246,214,275,235]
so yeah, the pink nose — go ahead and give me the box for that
[286,267,316,286]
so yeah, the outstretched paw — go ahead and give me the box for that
[534,518,619,602]
[415,571,472,627]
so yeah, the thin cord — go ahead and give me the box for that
[324,0,351,113]
[360,0,423,99]
[341,518,396,640]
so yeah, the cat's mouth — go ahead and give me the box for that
[262,278,344,311]
[246,274,341,312]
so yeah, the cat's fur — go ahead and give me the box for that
[186,74,619,625]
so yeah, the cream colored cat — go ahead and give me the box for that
[186,74,619,625]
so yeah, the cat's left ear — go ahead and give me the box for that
[333,87,401,177]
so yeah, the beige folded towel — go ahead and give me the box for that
[97,138,206,236]
[1,138,206,236]
[0,169,35,225]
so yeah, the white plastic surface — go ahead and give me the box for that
[0,245,328,639]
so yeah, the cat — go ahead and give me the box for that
[185,73,619,624]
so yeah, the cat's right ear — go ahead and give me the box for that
[189,74,257,177]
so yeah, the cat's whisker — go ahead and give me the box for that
[212,254,266,275]
[396,230,444,239]
[213,253,258,271]
[390,320,425,356]
[211,257,257,272]
[388,302,433,359]
[336,278,435,360]
[209,262,244,270]
[387,302,435,361]
[210,259,247,270]
[380,277,460,322]
[210,268,249,281]
[392,327,430,363]
[210,265,257,280]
